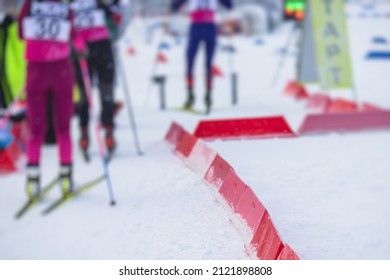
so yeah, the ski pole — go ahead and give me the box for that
[79,58,117,206]
[115,46,144,156]
[227,35,238,105]
[0,86,26,129]
[271,21,299,86]
[144,14,170,107]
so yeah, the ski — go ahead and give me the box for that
[173,107,206,116]
[15,176,58,219]
[42,175,105,216]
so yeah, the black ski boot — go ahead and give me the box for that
[184,88,195,110]
[105,126,116,160]
[79,127,90,162]
[26,164,40,199]
[59,164,73,196]
[205,89,212,115]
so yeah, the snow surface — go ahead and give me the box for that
[1,1,390,260]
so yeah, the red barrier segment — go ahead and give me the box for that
[361,102,384,112]
[299,111,390,135]
[326,98,358,113]
[306,93,332,113]
[277,244,300,260]
[187,140,217,177]
[174,131,198,158]
[235,187,266,234]
[0,141,22,173]
[194,116,296,140]
[204,154,233,190]
[165,122,185,146]
[219,169,247,210]
[283,80,309,100]
[250,212,284,260]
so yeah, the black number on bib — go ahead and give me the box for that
[76,11,95,28]
[35,18,46,38]
[34,18,61,40]
[86,11,95,27]
[48,19,61,39]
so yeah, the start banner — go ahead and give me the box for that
[310,0,353,89]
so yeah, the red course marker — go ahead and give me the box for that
[299,111,390,135]
[250,212,284,260]
[165,122,185,146]
[204,154,233,189]
[277,244,300,260]
[194,116,296,140]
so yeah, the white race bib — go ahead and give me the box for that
[23,16,71,43]
[189,0,217,11]
[70,0,97,12]
[74,9,106,29]
[30,2,69,18]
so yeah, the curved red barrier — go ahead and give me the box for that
[165,122,300,260]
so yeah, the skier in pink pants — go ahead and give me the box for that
[18,0,84,198]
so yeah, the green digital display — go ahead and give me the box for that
[285,0,306,20]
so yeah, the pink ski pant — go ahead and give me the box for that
[26,58,74,165]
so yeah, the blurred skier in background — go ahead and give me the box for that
[18,0,85,198]
[170,0,233,114]
[70,0,122,161]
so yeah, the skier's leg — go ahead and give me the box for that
[185,24,201,108]
[72,50,90,152]
[25,62,50,198]
[204,24,217,113]
[51,59,74,195]
[95,40,116,154]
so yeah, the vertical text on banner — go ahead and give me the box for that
[310,0,353,89]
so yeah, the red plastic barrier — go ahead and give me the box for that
[219,169,247,209]
[306,93,332,112]
[186,140,217,177]
[0,141,21,173]
[299,111,390,135]
[283,80,309,100]
[194,116,296,140]
[164,121,299,260]
[165,122,185,146]
[174,131,198,158]
[235,187,266,234]
[204,154,233,189]
[326,98,357,113]
[250,212,284,260]
[277,244,300,260]
[361,102,384,112]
